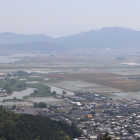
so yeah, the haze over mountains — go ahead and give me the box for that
[0,27,140,51]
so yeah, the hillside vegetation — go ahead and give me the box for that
[0,107,81,140]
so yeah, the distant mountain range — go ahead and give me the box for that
[0,32,53,44]
[0,41,61,51]
[0,27,140,51]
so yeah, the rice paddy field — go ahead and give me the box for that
[1,53,140,99]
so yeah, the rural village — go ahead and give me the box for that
[12,90,140,140]
[0,55,140,140]
[0,71,139,140]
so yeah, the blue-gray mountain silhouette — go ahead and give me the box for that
[0,27,140,51]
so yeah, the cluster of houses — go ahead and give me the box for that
[71,98,140,140]
[42,97,140,140]
[8,85,140,140]
[0,87,7,97]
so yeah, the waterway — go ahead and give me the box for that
[0,87,36,101]
[28,84,74,103]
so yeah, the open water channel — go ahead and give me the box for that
[0,84,74,103]
[0,87,36,101]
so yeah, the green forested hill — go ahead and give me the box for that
[0,107,81,140]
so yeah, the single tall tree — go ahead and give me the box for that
[100,132,112,140]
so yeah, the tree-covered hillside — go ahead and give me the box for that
[0,107,81,140]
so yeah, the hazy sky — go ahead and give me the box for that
[0,0,140,37]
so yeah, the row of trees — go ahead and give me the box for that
[51,90,67,95]
[33,102,47,108]
[100,132,112,140]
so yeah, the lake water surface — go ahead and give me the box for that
[0,53,48,63]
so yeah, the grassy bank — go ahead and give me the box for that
[27,83,50,94]
[25,76,44,82]
[0,79,27,93]
[22,83,52,99]
[23,94,51,99]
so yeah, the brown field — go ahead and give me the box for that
[42,72,140,91]
[125,84,140,86]
[112,80,137,84]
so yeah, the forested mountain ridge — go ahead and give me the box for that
[0,107,81,140]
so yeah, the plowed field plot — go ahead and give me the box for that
[43,72,140,91]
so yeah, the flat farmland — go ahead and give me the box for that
[1,54,140,93]
[50,80,120,93]
[23,56,99,63]
[43,72,140,91]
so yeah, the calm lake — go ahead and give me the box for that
[0,53,48,63]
